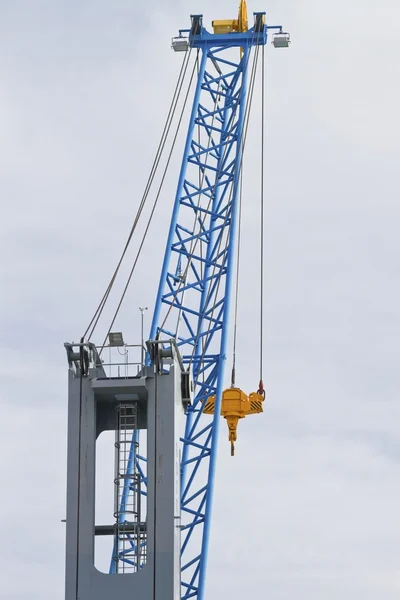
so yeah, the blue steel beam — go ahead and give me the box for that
[150,19,264,600]
[112,13,276,600]
[151,19,266,600]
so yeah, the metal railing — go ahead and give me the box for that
[96,344,146,379]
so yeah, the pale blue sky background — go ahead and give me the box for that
[0,1,400,598]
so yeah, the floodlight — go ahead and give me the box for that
[108,332,125,347]
[272,32,290,48]
[172,37,189,52]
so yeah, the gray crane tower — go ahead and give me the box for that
[64,339,192,600]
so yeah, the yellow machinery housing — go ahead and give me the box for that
[203,387,264,456]
[212,0,248,35]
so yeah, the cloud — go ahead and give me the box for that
[0,1,399,598]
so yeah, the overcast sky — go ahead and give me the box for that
[1,1,400,598]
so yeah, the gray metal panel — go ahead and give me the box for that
[93,375,149,435]
[64,343,184,600]
[150,361,183,600]
[65,370,152,599]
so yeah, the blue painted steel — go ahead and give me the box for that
[195,45,251,598]
[111,13,277,599]
[190,29,267,49]
[150,48,209,335]
[149,20,268,600]
[109,430,139,574]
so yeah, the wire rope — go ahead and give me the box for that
[229,41,264,386]
[172,77,223,340]
[190,46,259,372]
[189,41,262,380]
[98,54,199,354]
[159,33,258,346]
[83,47,192,341]
[231,159,243,388]
[259,44,265,384]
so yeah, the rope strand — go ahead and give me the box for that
[259,44,265,383]
[231,158,244,387]
[191,42,261,380]
[99,55,198,354]
[83,48,192,341]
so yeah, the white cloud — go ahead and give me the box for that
[0,1,399,598]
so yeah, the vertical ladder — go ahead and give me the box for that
[113,403,146,573]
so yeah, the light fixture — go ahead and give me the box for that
[172,36,189,52]
[272,32,291,48]
[108,332,125,347]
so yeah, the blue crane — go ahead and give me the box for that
[64,4,289,600]
[145,6,288,598]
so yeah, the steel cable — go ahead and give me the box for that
[98,54,199,354]
[260,44,265,382]
[158,32,259,348]
[189,42,261,380]
[83,47,193,341]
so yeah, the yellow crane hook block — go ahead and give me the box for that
[203,387,264,456]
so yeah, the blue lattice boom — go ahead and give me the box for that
[114,13,272,600]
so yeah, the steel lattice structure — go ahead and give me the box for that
[110,11,287,600]
[151,17,266,600]
[152,46,251,600]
